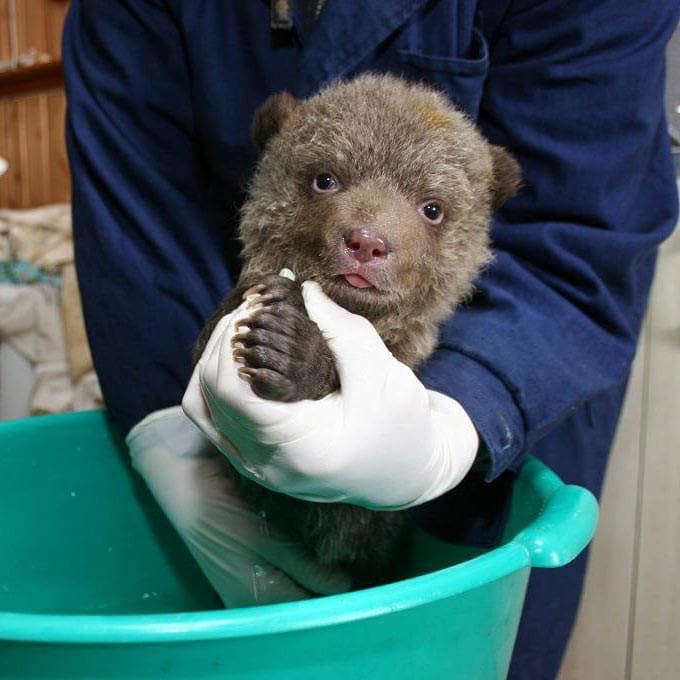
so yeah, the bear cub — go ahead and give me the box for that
[194,73,521,592]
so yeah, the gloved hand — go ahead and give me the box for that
[182,281,479,511]
[126,406,351,607]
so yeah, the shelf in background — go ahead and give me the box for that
[0,61,63,98]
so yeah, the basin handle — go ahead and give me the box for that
[513,458,599,568]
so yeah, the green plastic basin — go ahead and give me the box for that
[0,410,598,679]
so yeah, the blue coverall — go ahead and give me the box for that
[63,2,679,677]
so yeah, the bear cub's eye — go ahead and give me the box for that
[419,200,445,225]
[313,173,340,193]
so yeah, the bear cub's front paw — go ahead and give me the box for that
[231,274,339,402]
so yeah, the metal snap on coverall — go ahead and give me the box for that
[63,1,680,677]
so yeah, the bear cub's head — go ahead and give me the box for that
[239,74,521,363]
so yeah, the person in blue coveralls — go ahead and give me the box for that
[63,2,679,678]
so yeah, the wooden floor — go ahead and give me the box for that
[559,180,680,679]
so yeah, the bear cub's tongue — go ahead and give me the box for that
[344,273,373,289]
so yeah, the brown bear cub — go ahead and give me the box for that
[194,73,521,592]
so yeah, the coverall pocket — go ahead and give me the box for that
[395,27,489,119]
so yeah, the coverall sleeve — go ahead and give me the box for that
[63,0,234,431]
[419,0,680,479]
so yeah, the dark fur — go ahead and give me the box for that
[194,74,521,590]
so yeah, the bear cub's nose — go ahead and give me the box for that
[343,228,390,262]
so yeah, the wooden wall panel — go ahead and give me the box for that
[0,100,6,206]
[15,98,30,206]
[46,0,69,58]
[1,97,26,207]
[47,91,68,200]
[0,1,70,209]
[16,1,48,59]
[12,0,68,59]
[0,0,10,64]
[25,95,48,205]
[0,91,70,209]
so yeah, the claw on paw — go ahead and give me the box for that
[242,284,266,299]
[238,367,257,383]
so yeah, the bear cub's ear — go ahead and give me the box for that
[251,91,301,152]
[489,145,523,210]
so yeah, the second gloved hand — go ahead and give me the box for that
[183,281,479,511]
[127,406,351,607]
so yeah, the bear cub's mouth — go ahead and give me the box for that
[331,271,387,294]
[342,273,373,289]
[321,274,393,316]
[330,262,388,292]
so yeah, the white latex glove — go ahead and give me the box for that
[126,406,351,607]
[182,280,479,511]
